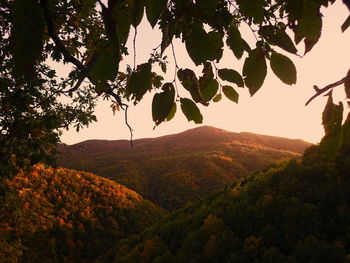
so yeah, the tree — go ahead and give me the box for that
[1,0,350,176]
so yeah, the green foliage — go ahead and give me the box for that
[109,145,350,263]
[222,86,239,103]
[0,164,165,263]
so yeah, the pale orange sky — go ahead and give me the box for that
[60,1,350,145]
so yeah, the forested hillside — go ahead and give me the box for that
[108,145,350,263]
[58,126,311,210]
[0,165,165,263]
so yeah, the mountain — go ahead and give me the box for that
[0,164,165,263]
[106,147,350,263]
[58,126,311,210]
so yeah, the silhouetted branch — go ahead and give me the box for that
[305,76,347,106]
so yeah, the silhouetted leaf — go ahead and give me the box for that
[90,42,119,82]
[132,0,145,27]
[223,85,239,103]
[152,83,175,126]
[146,0,167,28]
[294,1,322,54]
[341,15,350,32]
[270,51,297,85]
[126,63,153,103]
[180,98,203,123]
[243,48,267,96]
[113,5,132,44]
[345,68,350,99]
[320,93,344,159]
[166,103,177,121]
[235,0,264,23]
[160,22,175,55]
[218,69,244,87]
[322,93,343,137]
[185,25,224,65]
[226,24,244,59]
[201,79,219,102]
[213,94,222,102]
[260,25,297,54]
[178,69,203,104]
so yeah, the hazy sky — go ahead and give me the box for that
[60,1,350,145]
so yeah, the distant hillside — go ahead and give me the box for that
[107,148,350,263]
[0,164,165,263]
[58,126,311,210]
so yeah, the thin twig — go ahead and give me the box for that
[107,88,134,147]
[133,27,137,70]
[305,77,347,106]
[171,42,180,98]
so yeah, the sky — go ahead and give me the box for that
[60,1,350,145]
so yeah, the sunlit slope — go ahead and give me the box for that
[109,148,350,263]
[58,126,311,210]
[0,164,165,263]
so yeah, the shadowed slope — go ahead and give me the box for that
[58,126,311,210]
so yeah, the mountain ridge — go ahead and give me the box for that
[58,126,312,210]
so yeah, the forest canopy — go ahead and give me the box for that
[1,0,350,175]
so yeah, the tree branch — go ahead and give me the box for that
[305,76,347,106]
[41,0,83,70]
[107,88,134,147]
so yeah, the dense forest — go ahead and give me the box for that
[58,126,310,209]
[0,165,165,263]
[106,144,350,263]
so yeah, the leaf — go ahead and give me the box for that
[160,21,175,55]
[320,93,344,159]
[132,0,145,27]
[226,24,244,59]
[152,83,175,126]
[270,51,297,85]
[126,63,153,103]
[213,94,222,102]
[180,98,203,124]
[223,86,239,103]
[294,1,322,54]
[201,79,219,102]
[145,0,167,28]
[207,31,224,62]
[259,25,297,54]
[177,69,204,104]
[90,41,119,82]
[342,15,350,32]
[11,0,45,76]
[218,69,244,87]
[322,92,343,137]
[345,68,350,99]
[235,0,264,23]
[243,48,267,96]
[185,25,224,65]
[113,4,132,45]
[166,103,177,121]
